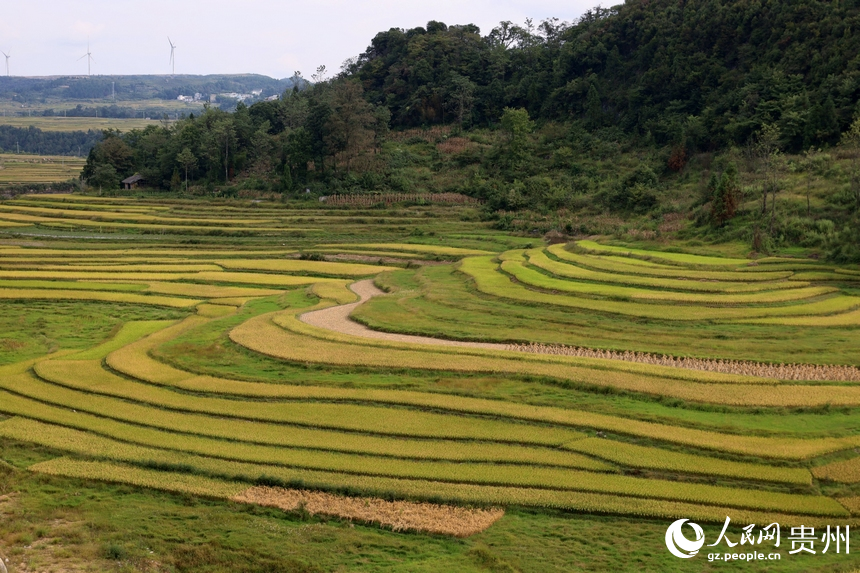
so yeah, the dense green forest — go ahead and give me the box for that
[0,125,101,156]
[76,0,860,261]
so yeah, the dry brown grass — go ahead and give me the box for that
[231,486,504,537]
[436,137,477,154]
[508,343,860,381]
[387,125,453,143]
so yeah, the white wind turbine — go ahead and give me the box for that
[168,37,176,75]
[78,40,95,75]
[1,50,9,76]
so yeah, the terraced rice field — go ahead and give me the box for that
[1,193,860,570]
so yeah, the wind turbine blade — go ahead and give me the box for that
[78,54,87,61]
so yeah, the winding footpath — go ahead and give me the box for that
[298,279,860,381]
[300,279,505,349]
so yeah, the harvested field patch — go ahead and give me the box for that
[232,486,504,536]
[509,343,860,381]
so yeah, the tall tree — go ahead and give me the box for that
[176,147,196,192]
[324,81,376,173]
[447,73,476,126]
[499,107,533,171]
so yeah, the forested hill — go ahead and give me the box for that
[348,0,860,151]
[73,0,860,261]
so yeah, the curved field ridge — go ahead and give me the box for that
[548,245,792,281]
[238,309,860,407]
[502,259,835,304]
[576,240,757,266]
[27,457,838,526]
[530,249,803,292]
[300,279,858,382]
[20,361,812,484]
[56,340,860,459]
[459,257,860,322]
[7,420,846,518]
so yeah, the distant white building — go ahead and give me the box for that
[265,94,279,101]
[251,89,263,96]
[219,92,257,102]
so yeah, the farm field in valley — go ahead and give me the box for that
[0,153,86,185]
[0,116,164,132]
[1,193,859,572]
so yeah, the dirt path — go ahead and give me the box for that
[300,279,506,349]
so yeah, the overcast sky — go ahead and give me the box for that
[2,1,610,79]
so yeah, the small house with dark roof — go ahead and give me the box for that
[122,174,145,190]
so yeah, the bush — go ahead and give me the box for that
[600,165,659,213]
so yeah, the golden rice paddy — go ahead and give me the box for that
[2,194,860,535]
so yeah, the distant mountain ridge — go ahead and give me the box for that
[0,74,306,103]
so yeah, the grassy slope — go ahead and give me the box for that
[0,300,186,365]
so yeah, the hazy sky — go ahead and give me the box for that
[2,1,609,78]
